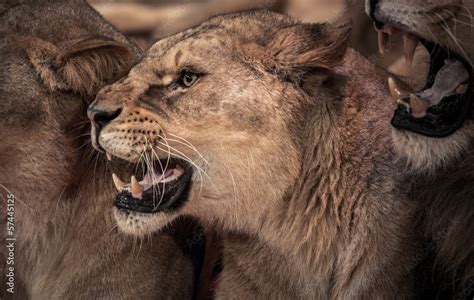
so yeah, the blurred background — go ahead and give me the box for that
[88,0,429,88]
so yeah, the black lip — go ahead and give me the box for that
[392,93,471,138]
[391,40,473,138]
[114,167,193,214]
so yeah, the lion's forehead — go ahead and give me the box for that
[142,11,292,70]
[145,36,228,70]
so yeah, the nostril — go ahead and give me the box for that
[89,107,122,130]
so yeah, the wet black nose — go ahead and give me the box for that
[369,0,379,6]
[368,0,379,11]
[367,0,384,28]
[87,106,122,132]
[367,0,380,18]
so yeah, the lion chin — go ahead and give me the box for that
[114,208,179,237]
[392,123,474,173]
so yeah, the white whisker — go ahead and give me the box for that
[167,133,210,166]
[154,144,206,195]
[148,136,169,207]
[225,164,239,203]
[158,141,206,175]
[430,12,471,67]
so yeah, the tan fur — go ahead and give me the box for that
[0,1,198,298]
[392,127,473,174]
[91,10,420,298]
[366,0,474,296]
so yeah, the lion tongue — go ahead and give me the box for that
[111,167,175,199]
[144,167,174,185]
[418,59,469,105]
[408,59,469,118]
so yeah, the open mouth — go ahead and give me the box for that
[110,156,193,214]
[375,23,473,138]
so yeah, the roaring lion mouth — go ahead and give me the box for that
[109,155,193,214]
[374,22,473,138]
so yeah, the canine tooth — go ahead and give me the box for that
[112,173,125,191]
[403,33,418,66]
[409,94,429,118]
[106,152,112,161]
[131,175,144,195]
[377,30,389,55]
[388,77,403,101]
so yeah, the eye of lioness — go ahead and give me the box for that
[168,69,203,90]
[180,69,201,87]
[87,10,350,235]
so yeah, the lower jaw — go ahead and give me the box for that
[391,89,473,138]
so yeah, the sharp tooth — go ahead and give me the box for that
[377,30,389,55]
[388,77,403,101]
[131,175,144,195]
[112,173,125,191]
[409,94,429,118]
[403,33,418,66]
[106,152,112,161]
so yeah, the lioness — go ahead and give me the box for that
[89,10,419,298]
[366,0,474,297]
[0,0,199,298]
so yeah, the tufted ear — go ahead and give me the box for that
[264,22,351,81]
[24,36,134,96]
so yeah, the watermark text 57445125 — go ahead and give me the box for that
[5,192,15,294]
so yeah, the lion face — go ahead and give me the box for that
[89,11,350,236]
[366,0,474,171]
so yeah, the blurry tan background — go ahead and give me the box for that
[88,0,372,51]
[88,0,428,87]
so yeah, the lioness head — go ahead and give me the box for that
[366,0,474,171]
[89,10,350,236]
[0,0,135,214]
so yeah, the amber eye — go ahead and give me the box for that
[181,70,199,87]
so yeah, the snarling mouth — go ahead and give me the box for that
[375,24,472,138]
[110,156,193,214]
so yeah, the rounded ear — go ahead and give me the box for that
[265,21,351,81]
[23,36,135,96]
